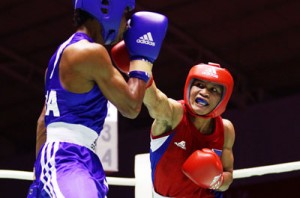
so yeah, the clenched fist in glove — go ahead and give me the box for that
[123,11,168,63]
[111,40,154,87]
[182,149,224,190]
[111,11,167,85]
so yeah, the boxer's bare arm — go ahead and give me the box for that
[36,105,46,157]
[143,82,183,136]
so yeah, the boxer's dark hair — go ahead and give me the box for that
[73,9,94,28]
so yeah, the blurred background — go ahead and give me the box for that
[0,0,300,197]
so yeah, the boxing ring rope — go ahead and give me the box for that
[0,170,136,186]
[232,160,300,179]
[1,154,300,197]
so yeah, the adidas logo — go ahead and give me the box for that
[202,67,218,78]
[90,139,97,151]
[174,140,186,150]
[136,32,155,46]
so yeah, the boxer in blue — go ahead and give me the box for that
[27,0,168,197]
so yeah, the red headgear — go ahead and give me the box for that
[183,62,234,118]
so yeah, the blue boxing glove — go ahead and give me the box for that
[124,11,168,63]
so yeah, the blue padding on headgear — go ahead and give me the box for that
[74,0,135,45]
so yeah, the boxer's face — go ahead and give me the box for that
[189,79,223,116]
[113,10,132,45]
[111,14,127,45]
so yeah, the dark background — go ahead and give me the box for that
[1,0,300,197]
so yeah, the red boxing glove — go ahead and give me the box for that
[182,149,224,190]
[111,40,130,74]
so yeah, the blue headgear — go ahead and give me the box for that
[73,0,135,45]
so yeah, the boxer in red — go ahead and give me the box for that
[111,45,235,197]
[144,63,235,198]
[144,62,235,198]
